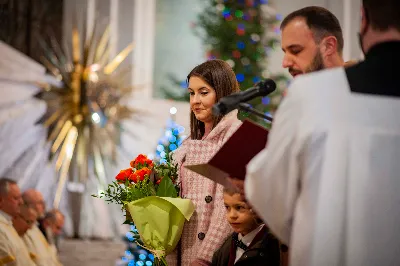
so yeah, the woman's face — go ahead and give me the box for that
[188,76,217,124]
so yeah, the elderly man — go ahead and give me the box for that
[23,189,46,220]
[23,189,62,266]
[39,209,65,245]
[0,178,35,265]
[12,204,37,236]
[12,204,38,262]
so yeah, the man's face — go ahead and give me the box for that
[13,209,37,236]
[29,192,45,219]
[48,214,64,236]
[281,17,325,77]
[0,184,23,217]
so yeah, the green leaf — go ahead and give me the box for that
[156,177,177,198]
[163,169,170,177]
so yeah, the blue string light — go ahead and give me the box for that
[222,9,230,18]
[262,96,270,105]
[237,41,245,50]
[179,81,187,88]
[155,118,184,163]
[169,143,178,151]
[252,76,261,83]
[236,73,245,82]
[126,232,134,241]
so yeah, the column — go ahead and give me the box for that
[132,0,156,99]
[343,0,352,61]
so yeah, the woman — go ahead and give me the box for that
[168,59,242,266]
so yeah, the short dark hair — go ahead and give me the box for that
[0,178,17,196]
[362,0,400,32]
[187,59,240,140]
[223,187,264,224]
[281,6,344,54]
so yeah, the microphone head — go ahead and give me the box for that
[257,79,276,96]
[212,102,226,116]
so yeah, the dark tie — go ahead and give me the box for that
[233,233,248,251]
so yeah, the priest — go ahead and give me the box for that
[0,178,36,266]
[245,1,400,266]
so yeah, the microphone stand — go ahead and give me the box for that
[238,103,273,122]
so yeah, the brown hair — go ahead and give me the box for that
[223,187,245,199]
[281,6,344,55]
[362,0,400,32]
[223,187,263,224]
[187,59,240,140]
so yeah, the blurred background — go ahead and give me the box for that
[0,0,361,265]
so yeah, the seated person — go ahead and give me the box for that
[12,204,37,236]
[12,204,38,262]
[39,209,65,246]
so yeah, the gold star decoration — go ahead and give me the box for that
[37,19,137,208]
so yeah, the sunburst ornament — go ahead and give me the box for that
[38,21,136,209]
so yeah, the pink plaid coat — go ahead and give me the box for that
[167,111,242,266]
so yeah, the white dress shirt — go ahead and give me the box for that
[235,224,264,263]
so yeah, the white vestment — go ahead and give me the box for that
[0,211,35,266]
[246,68,400,266]
[24,225,62,266]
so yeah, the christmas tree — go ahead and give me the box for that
[194,0,289,127]
[155,107,186,164]
[117,224,154,265]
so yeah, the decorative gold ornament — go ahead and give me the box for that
[38,20,136,208]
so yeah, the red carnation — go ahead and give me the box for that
[130,154,153,169]
[136,167,151,181]
[115,168,132,182]
[129,173,138,183]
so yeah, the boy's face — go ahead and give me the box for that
[224,193,259,236]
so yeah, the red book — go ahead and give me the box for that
[185,120,269,187]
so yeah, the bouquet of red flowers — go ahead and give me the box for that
[93,153,194,265]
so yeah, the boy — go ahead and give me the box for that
[212,188,281,266]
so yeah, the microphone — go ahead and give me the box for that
[213,79,276,116]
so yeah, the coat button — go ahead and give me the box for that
[243,255,248,259]
[260,252,264,257]
[198,232,205,240]
[205,195,212,203]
